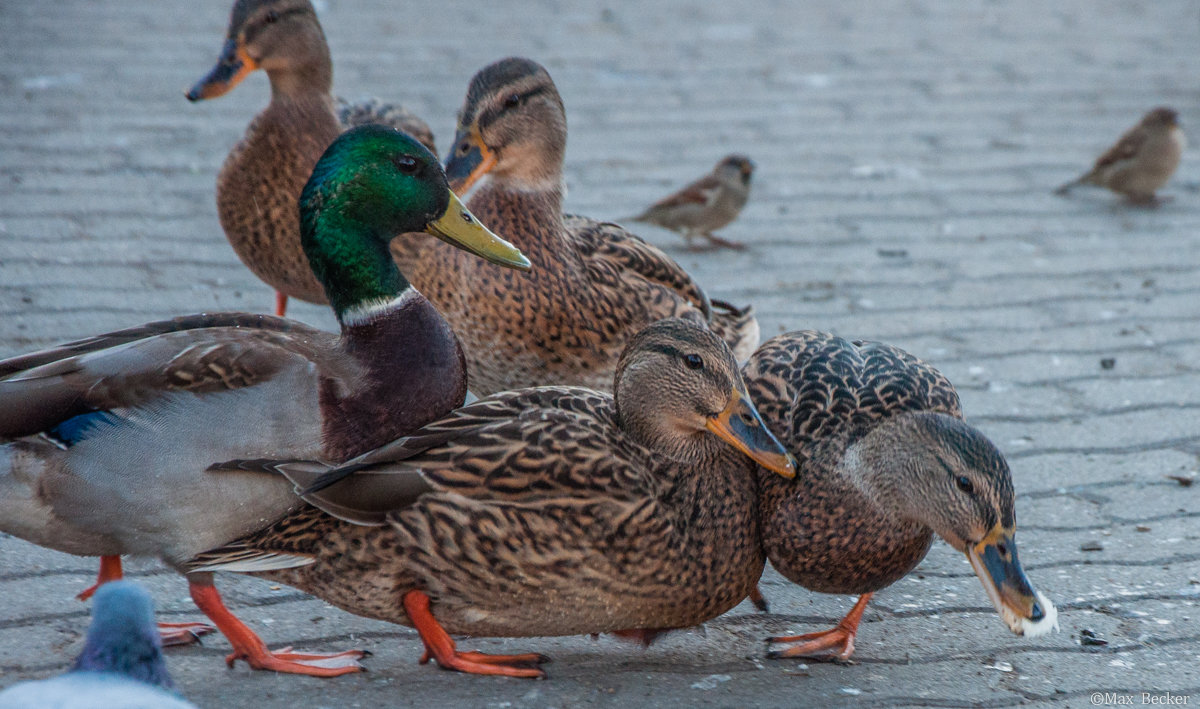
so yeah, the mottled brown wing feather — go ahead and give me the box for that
[317,386,659,505]
[336,97,436,153]
[744,331,962,464]
[647,174,721,209]
[0,315,344,439]
[566,214,714,322]
[1092,124,1147,170]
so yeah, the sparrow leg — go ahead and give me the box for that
[78,557,215,646]
[1126,192,1169,207]
[765,592,873,663]
[189,574,366,676]
[748,585,769,613]
[274,292,289,317]
[403,590,549,678]
[702,232,747,251]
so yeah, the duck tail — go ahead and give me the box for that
[709,299,760,364]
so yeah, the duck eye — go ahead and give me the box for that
[393,155,420,175]
[683,353,703,370]
[503,93,521,109]
[955,475,974,494]
[264,9,279,23]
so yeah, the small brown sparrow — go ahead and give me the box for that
[629,155,755,250]
[1055,107,1185,205]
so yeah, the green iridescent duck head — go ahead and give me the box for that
[299,125,530,321]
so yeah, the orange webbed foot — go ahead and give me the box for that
[766,625,858,663]
[404,590,550,679]
[765,592,873,664]
[158,621,217,647]
[227,646,369,676]
[190,580,366,677]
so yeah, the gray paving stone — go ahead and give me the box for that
[2,0,1199,706]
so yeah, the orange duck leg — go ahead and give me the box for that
[274,292,289,317]
[403,590,550,679]
[77,556,214,646]
[189,577,366,676]
[766,592,873,663]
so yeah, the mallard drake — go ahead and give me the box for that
[0,126,529,677]
[191,318,797,679]
[186,0,436,317]
[385,56,759,396]
[744,331,1057,662]
[0,582,196,709]
[1055,107,1185,205]
[628,154,755,251]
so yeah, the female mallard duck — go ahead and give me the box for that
[0,126,529,677]
[191,318,797,678]
[744,330,1057,661]
[186,0,436,317]
[386,56,759,396]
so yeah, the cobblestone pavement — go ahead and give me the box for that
[2,1,1199,707]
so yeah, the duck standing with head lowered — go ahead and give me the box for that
[186,0,436,316]
[744,330,1057,662]
[0,127,529,676]
[191,318,796,679]
[388,56,759,396]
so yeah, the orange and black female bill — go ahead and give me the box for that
[967,524,1058,636]
[706,389,797,479]
[443,126,498,196]
[186,37,257,101]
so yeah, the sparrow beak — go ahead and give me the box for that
[186,38,257,101]
[705,389,796,478]
[424,190,530,272]
[966,525,1058,637]
[444,126,497,196]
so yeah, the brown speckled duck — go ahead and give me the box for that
[744,331,1057,662]
[192,318,796,679]
[186,0,436,317]
[387,57,759,396]
[0,127,529,677]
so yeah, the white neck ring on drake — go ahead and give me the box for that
[339,287,422,327]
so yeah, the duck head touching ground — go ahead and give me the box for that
[0,126,528,678]
[193,318,795,679]
[744,331,1056,662]
[186,0,436,316]
[383,56,759,396]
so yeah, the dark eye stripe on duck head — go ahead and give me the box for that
[475,85,552,133]
[917,413,1015,528]
[459,58,556,127]
[239,6,312,44]
[638,342,731,400]
[229,0,311,40]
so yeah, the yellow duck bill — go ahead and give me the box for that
[425,191,530,272]
[966,525,1058,637]
[705,389,797,478]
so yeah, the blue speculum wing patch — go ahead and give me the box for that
[48,410,121,446]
